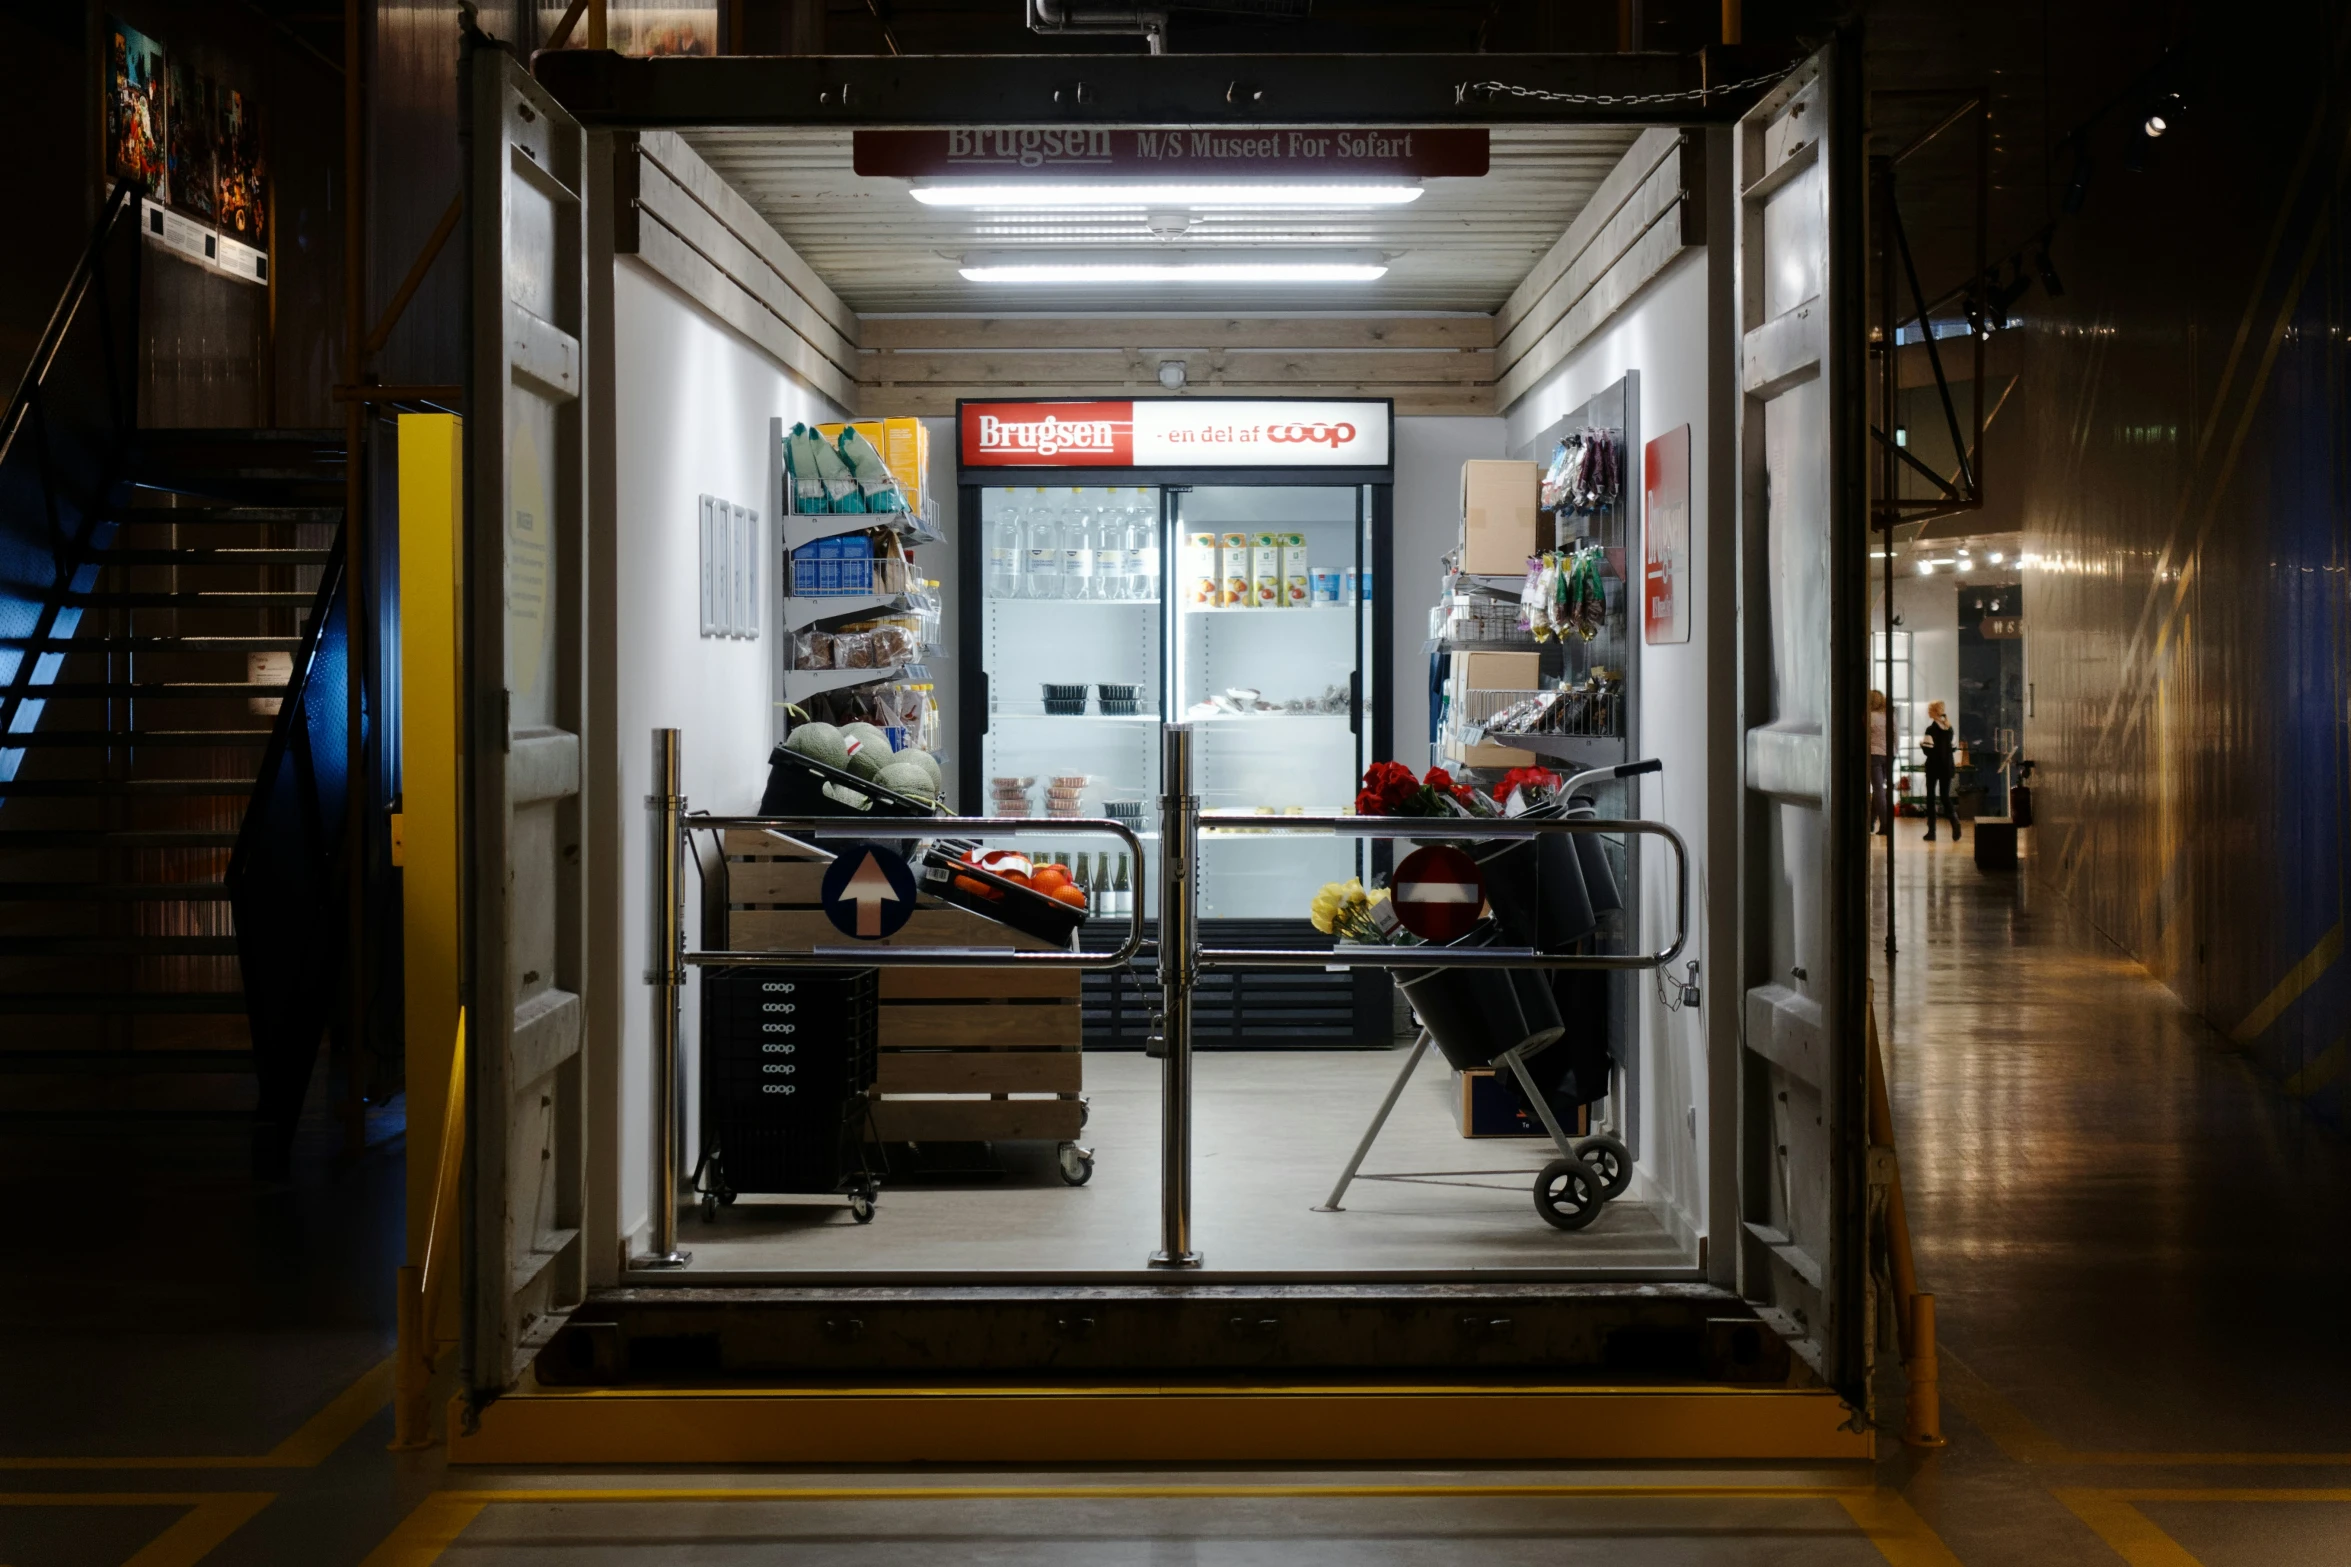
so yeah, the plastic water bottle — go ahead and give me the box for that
[1023,489,1062,600]
[1062,490,1096,601]
[987,494,1025,598]
[1127,495,1160,601]
[1094,489,1129,601]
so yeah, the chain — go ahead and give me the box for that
[1455,69,1793,110]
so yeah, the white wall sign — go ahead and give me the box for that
[699,494,761,640]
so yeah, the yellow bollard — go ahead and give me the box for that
[1904,1292,1948,1448]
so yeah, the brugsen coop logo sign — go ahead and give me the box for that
[960,400,1392,471]
[941,128,1116,168]
[855,128,1488,179]
[974,410,1126,458]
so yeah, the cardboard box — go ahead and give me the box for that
[1452,1068,1591,1138]
[1460,459,1541,575]
[819,417,931,516]
[1452,650,1541,691]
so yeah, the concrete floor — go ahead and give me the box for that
[7,834,2351,1564]
[688,1048,1688,1275]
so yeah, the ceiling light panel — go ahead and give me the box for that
[961,249,1389,283]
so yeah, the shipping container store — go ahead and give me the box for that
[418,32,1868,1464]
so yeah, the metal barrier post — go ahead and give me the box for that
[633,727,691,1270]
[1151,724,1202,1268]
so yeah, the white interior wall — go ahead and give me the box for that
[1502,248,1717,1257]
[1392,416,1508,768]
[611,259,847,1245]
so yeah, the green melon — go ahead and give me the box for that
[840,721,892,759]
[846,746,888,782]
[876,761,938,805]
[892,747,943,792]
[783,721,848,772]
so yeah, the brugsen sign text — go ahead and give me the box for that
[960,399,1392,470]
[856,128,1489,178]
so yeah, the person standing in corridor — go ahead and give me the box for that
[1919,699,1960,842]
[1868,689,1893,836]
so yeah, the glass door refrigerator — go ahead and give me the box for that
[958,474,1393,1048]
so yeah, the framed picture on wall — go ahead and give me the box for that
[167,60,215,220]
[106,17,168,199]
[216,86,266,249]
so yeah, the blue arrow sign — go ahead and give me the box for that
[819,841,917,940]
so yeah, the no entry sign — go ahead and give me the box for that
[1390,845,1485,943]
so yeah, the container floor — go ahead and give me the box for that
[681,1048,1691,1276]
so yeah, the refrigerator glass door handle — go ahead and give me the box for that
[1349,670,1361,736]
[979,671,989,734]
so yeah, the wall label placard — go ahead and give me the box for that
[855,127,1488,179]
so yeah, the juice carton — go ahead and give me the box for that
[1187,532,1223,607]
[1220,533,1252,607]
[1281,533,1311,607]
[1252,532,1283,608]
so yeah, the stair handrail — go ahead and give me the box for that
[0,177,144,754]
[0,179,141,470]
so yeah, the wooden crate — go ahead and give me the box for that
[724,831,1085,1148]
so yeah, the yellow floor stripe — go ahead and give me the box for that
[2051,1489,2351,1567]
[357,1494,489,1567]
[2283,1032,2350,1098]
[1840,1490,1967,1567]
[1942,1354,2351,1466]
[2229,919,2342,1043]
[2055,1491,2205,1567]
[0,1493,273,1567]
[361,1480,1942,1567]
[0,1356,393,1471]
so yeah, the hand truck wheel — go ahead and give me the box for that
[1533,1157,1606,1232]
[1574,1134,1634,1201]
[848,1189,878,1224]
[698,1191,720,1223]
[1056,1142,1095,1187]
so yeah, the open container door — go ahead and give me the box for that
[462,39,592,1403]
[1732,41,1870,1405]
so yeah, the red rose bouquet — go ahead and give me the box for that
[1355,762,1496,818]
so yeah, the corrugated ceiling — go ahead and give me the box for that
[680,125,1646,315]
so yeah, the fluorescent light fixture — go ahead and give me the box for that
[915,181,1423,208]
[960,250,1388,284]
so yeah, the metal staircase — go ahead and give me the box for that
[0,431,346,1139]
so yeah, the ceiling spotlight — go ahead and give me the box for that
[1989,550,2005,563]
[1158,359,1188,390]
[961,250,1389,283]
[915,181,1425,208]
[2143,91,2182,138]
[1918,562,1934,575]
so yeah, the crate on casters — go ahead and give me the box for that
[694,964,883,1223]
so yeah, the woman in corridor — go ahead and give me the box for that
[1919,698,1960,841]
[1868,689,1893,835]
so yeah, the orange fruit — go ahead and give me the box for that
[1050,883,1088,908]
[1031,865,1070,895]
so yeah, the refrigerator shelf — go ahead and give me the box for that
[1181,603,1355,617]
[985,595,1161,607]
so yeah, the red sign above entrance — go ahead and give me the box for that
[855,128,1489,179]
[960,399,1392,470]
